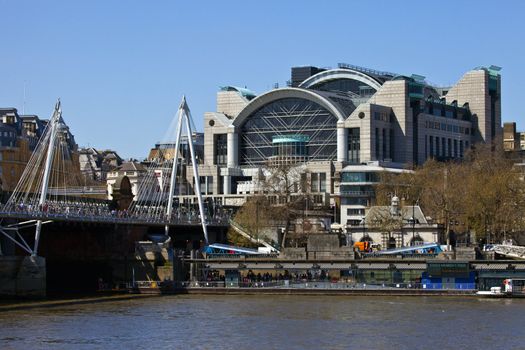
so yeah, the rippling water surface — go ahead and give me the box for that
[1,295,524,349]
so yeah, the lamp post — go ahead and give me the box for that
[362,216,367,241]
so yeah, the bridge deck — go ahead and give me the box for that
[0,211,230,227]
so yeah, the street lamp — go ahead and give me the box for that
[409,216,415,246]
[361,216,367,241]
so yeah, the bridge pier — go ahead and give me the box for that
[0,220,228,295]
[0,255,46,298]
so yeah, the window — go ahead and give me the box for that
[436,137,440,157]
[310,172,327,193]
[347,128,360,164]
[239,98,338,165]
[448,139,452,157]
[319,173,326,192]
[382,129,387,159]
[429,136,434,157]
[375,128,379,160]
[311,173,318,192]
[341,185,373,195]
[341,172,378,183]
[214,134,227,166]
[347,208,365,216]
[390,129,394,160]
[342,197,369,206]
[374,112,389,122]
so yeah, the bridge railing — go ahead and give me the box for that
[0,202,232,226]
[177,280,478,290]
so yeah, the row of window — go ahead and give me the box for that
[426,135,469,159]
[0,131,16,138]
[347,208,365,216]
[272,141,307,157]
[425,120,471,135]
[425,103,469,120]
[341,172,378,183]
[340,185,374,196]
[373,112,390,122]
[342,197,369,206]
[375,128,394,161]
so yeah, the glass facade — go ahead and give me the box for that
[341,172,378,183]
[239,98,338,166]
[271,135,308,161]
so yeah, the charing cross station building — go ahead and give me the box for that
[186,63,502,232]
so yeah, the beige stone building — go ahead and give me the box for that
[177,64,502,240]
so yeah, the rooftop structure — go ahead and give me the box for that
[79,147,122,182]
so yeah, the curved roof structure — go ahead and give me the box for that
[298,68,383,91]
[220,85,257,100]
[233,87,348,127]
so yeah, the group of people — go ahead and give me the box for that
[5,200,232,225]
[241,270,332,284]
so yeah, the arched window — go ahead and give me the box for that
[239,98,338,166]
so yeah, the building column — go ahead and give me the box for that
[227,126,238,168]
[223,175,231,195]
[337,122,348,162]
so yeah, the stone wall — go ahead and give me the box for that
[306,234,354,260]
[0,256,46,297]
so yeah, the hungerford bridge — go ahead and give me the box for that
[0,98,223,257]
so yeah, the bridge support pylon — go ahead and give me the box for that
[164,96,209,244]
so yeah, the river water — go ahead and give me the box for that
[1,295,524,349]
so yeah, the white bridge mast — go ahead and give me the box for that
[165,96,209,244]
[33,100,61,256]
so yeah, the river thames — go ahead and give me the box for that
[1,295,524,349]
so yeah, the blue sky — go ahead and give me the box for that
[1,0,524,159]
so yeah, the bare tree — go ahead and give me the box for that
[260,162,312,248]
[367,206,405,248]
